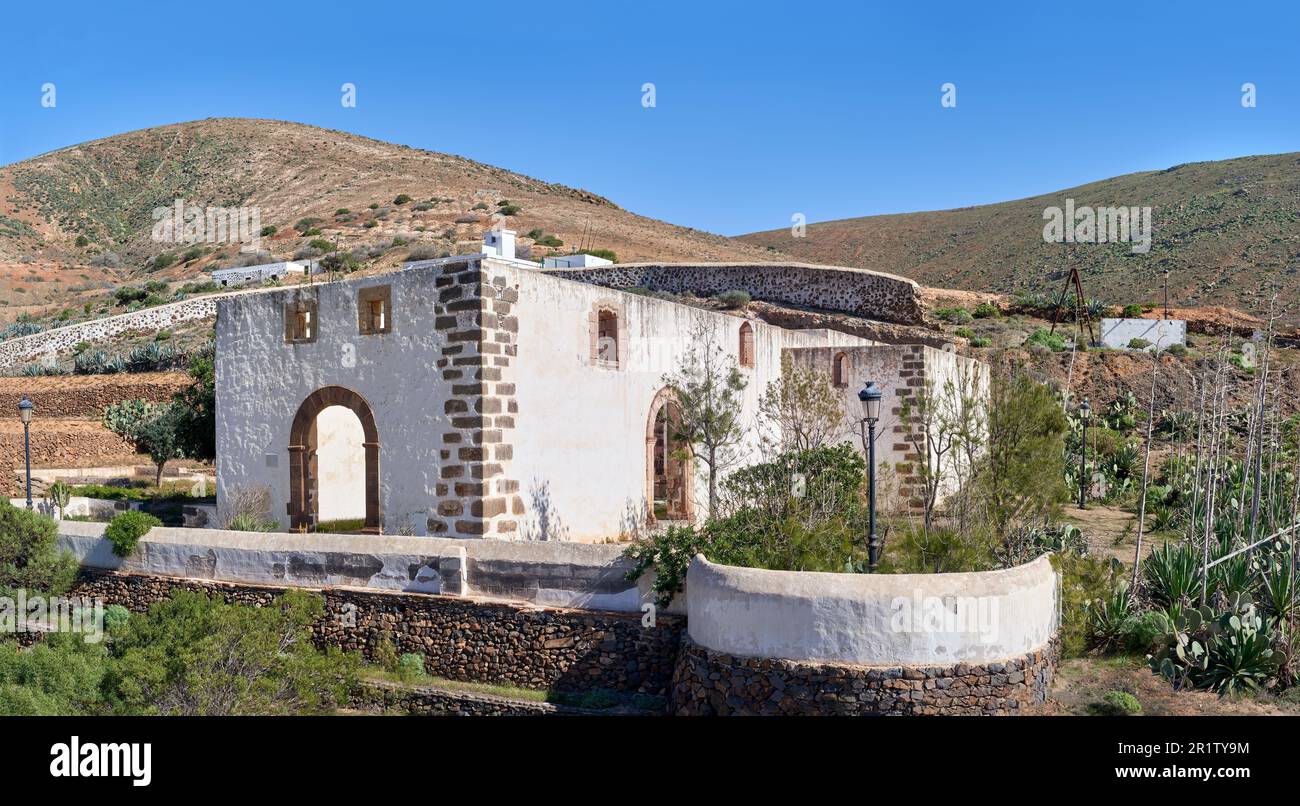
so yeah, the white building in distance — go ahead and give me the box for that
[212,260,317,288]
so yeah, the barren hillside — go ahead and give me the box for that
[739,153,1300,323]
[0,118,776,324]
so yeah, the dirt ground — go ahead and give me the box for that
[1030,655,1300,716]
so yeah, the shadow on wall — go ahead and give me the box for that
[619,496,650,542]
[523,478,569,541]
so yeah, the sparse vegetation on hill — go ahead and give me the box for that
[739,152,1300,324]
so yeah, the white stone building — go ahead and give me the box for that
[215,254,986,541]
[212,259,317,288]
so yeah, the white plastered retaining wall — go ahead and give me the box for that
[0,296,218,369]
[686,554,1058,665]
[54,520,668,613]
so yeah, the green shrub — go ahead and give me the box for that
[1025,328,1068,352]
[970,336,992,348]
[496,204,520,216]
[260,225,277,237]
[972,301,1000,319]
[307,238,336,252]
[372,637,399,672]
[1121,304,1144,318]
[396,653,426,681]
[715,289,752,309]
[1166,343,1188,357]
[934,306,974,325]
[104,511,161,558]
[582,248,617,262]
[75,235,90,247]
[1127,338,1152,350]
[393,194,412,205]
[1052,551,1122,658]
[0,501,78,595]
[151,252,176,271]
[954,326,975,339]
[102,604,131,633]
[1094,690,1142,715]
[227,513,278,532]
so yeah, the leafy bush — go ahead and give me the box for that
[105,589,358,715]
[934,306,974,325]
[308,238,336,252]
[104,511,161,557]
[1052,550,1122,658]
[1127,338,1152,350]
[1121,303,1144,317]
[396,653,426,681]
[393,194,412,205]
[972,301,1000,319]
[496,203,520,216]
[1025,328,1068,352]
[715,289,752,309]
[969,336,992,348]
[103,605,131,633]
[372,637,399,672]
[1094,690,1142,715]
[150,252,176,271]
[582,248,617,262]
[626,444,868,605]
[0,501,78,595]
[260,225,277,237]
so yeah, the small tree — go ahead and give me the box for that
[980,372,1069,541]
[663,321,748,516]
[103,401,184,485]
[757,355,845,455]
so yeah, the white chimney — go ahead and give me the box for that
[482,229,516,261]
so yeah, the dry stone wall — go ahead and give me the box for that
[669,637,1058,715]
[545,262,925,325]
[70,570,685,696]
[0,297,217,369]
[0,372,192,417]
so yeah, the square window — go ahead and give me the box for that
[284,300,318,343]
[358,285,393,335]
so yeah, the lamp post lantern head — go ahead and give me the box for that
[859,381,883,423]
[1079,398,1091,420]
[17,397,32,424]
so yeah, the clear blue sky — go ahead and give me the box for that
[2,0,1297,236]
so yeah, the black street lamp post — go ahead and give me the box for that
[1078,398,1091,509]
[858,381,883,572]
[18,397,33,510]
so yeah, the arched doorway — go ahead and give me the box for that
[645,387,694,525]
[288,386,380,533]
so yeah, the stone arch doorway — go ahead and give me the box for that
[646,387,694,525]
[288,386,380,533]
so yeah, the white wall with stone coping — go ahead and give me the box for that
[685,554,1058,665]
[0,296,218,369]
[54,520,662,613]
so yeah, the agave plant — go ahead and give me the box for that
[1144,542,1202,619]
[1088,583,1133,652]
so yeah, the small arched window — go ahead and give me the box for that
[832,352,848,387]
[738,322,755,368]
[590,303,623,369]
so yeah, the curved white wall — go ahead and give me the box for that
[686,554,1058,666]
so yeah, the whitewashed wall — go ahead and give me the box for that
[504,264,873,541]
[686,554,1058,665]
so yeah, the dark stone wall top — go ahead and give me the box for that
[544,262,925,326]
